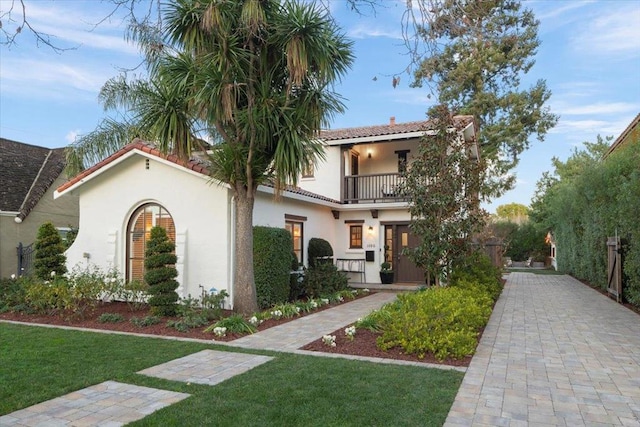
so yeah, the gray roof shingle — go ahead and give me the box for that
[0,138,67,220]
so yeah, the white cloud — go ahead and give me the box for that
[65,130,81,143]
[570,6,640,57]
[347,23,402,40]
[560,102,639,116]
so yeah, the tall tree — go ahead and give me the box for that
[67,0,353,314]
[401,105,486,286]
[408,0,558,198]
[495,203,529,224]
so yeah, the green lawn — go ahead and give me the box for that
[0,323,463,426]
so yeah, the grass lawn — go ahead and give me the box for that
[1,323,463,426]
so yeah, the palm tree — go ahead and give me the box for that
[67,0,353,314]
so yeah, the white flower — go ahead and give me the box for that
[10,274,16,280]
[44,280,50,285]
[295,306,301,313]
[249,316,259,326]
[50,271,56,277]
[321,298,329,305]
[322,334,336,347]
[363,288,370,293]
[344,326,356,339]
[338,296,344,302]
[310,301,318,309]
[270,309,283,319]
[213,326,227,337]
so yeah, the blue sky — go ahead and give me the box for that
[1,0,639,213]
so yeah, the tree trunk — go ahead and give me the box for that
[233,190,259,315]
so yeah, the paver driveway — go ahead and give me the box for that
[445,272,640,426]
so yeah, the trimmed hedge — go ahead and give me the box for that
[33,222,67,280]
[537,139,640,307]
[145,227,179,316]
[254,226,293,309]
[308,237,333,268]
[303,262,348,298]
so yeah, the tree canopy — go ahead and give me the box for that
[66,0,353,314]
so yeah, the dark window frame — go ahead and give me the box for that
[349,224,363,249]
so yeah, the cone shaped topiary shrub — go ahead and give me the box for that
[33,222,67,280]
[144,226,179,316]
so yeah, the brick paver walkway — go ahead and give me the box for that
[138,350,273,386]
[0,381,189,427]
[226,291,398,351]
[445,272,640,426]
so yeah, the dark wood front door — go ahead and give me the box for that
[396,225,425,283]
[384,224,425,283]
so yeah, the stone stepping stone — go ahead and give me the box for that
[138,349,273,386]
[0,380,189,426]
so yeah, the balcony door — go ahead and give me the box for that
[350,151,359,201]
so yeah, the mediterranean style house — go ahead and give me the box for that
[0,138,79,278]
[54,116,478,305]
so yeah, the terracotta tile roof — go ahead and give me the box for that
[56,139,340,204]
[0,138,67,221]
[319,115,474,141]
[56,139,210,194]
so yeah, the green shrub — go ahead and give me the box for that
[145,227,179,316]
[308,238,333,268]
[167,315,208,332]
[33,222,67,280]
[130,315,161,327]
[449,251,504,301]
[206,314,257,335]
[376,287,493,361]
[303,263,348,298]
[254,226,293,308]
[97,313,125,323]
[0,277,28,312]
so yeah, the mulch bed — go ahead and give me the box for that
[301,327,472,367]
[0,291,473,367]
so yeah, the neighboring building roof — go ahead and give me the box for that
[604,113,640,158]
[319,115,475,142]
[56,139,341,205]
[0,138,67,221]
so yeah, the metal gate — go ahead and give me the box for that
[16,242,35,277]
[607,236,622,303]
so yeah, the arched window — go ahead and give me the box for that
[126,203,175,283]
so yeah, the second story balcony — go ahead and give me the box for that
[343,173,406,204]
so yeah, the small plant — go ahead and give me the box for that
[344,326,356,340]
[212,326,227,337]
[322,334,336,347]
[269,302,301,319]
[97,313,125,323]
[130,315,161,327]
[206,314,257,335]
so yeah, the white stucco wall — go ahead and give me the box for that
[298,145,342,201]
[333,207,411,284]
[63,154,231,300]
